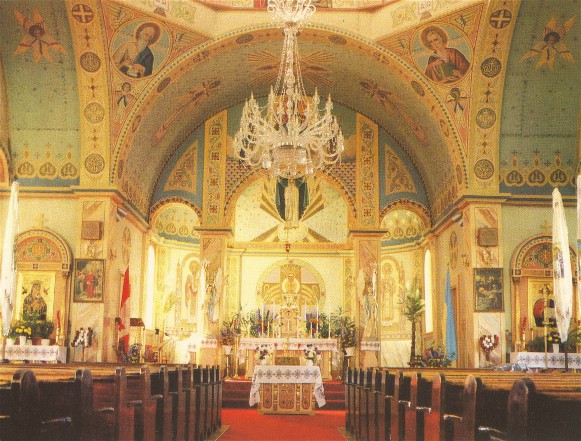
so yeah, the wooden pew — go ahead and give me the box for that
[386,371,406,441]
[400,372,421,441]
[373,369,389,441]
[419,373,446,441]
[443,374,479,441]
[361,368,374,441]
[344,368,352,432]
[155,366,173,441]
[169,365,187,441]
[0,368,93,441]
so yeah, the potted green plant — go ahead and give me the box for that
[402,286,424,366]
[34,320,55,345]
[219,315,241,355]
[331,308,357,356]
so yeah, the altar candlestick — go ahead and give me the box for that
[316,307,319,338]
[328,303,331,339]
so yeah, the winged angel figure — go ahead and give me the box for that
[206,267,223,323]
[14,9,66,62]
[522,17,575,69]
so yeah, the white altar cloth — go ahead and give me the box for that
[249,365,326,407]
[0,345,67,363]
[510,352,581,369]
[239,337,338,352]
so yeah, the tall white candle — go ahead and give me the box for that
[328,302,331,339]
[316,306,319,338]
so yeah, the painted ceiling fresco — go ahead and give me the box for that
[0,0,579,228]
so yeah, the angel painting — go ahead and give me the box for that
[205,267,223,324]
[357,267,378,338]
[14,9,66,62]
[522,17,575,69]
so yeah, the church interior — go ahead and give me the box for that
[0,0,580,393]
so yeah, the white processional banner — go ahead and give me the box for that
[1,181,19,337]
[552,188,573,342]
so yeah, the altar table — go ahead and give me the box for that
[0,345,67,363]
[510,352,581,370]
[240,337,337,379]
[249,365,326,415]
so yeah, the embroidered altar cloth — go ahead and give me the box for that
[0,345,67,363]
[249,365,326,407]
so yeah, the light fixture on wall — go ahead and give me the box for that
[233,0,344,180]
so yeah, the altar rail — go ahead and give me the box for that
[0,363,222,441]
[345,368,581,441]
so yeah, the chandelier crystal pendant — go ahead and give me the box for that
[234,0,344,180]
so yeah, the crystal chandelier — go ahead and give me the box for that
[234,0,344,180]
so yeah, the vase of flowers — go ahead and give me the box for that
[547,330,561,352]
[303,344,319,366]
[11,322,32,345]
[420,346,454,368]
[479,334,499,362]
[256,344,272,365]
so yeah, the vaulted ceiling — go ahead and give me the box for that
[0,0,579,223]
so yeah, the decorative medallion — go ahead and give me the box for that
[80,52,101,72]
[489,9,512,29]
[329,35,347,45]
[84,102,105,124]
[475,107,496,129]
[411,80,425,96]
[236,34,254,44]
[71,4,94,23]
[157,77,171,93]
[480,57,502,77]
[474,159,494,180]
[85,153,105,174]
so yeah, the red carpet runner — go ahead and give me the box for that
[220,408,348,440]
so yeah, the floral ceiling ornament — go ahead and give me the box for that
[14,9,66,62]
[234,0,344,180]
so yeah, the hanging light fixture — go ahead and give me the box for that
[234,0,344,180]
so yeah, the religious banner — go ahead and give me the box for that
[1,181,19,337]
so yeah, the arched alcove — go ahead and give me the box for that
[511,234,578,345]
[14,228,72,339]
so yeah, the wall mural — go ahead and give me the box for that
[522,17,575,69]
[234,175,348,244]
[14,9,66,62]
[413,24,472,85]
[500,151,575,194]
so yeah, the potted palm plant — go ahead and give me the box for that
[402,286,424,366]
[331,308,357,356]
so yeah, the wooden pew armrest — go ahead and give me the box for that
[478,426,505,437]
[416,406,432,414]
[399,400,411,408]
[443,414,462,423]
[95,407,115,415]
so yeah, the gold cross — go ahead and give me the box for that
[539,220,551,234]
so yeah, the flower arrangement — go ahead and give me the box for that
[256,344,272,361]
[32,320,54,339]
[10,322,32,339]
[547,329,561,345]
[330,309,357,353]
[220,315,241,346]
[479,334,499,361]
[303,344,319,362]
[419,346,454,368]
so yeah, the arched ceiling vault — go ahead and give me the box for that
[117,25,465,215]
